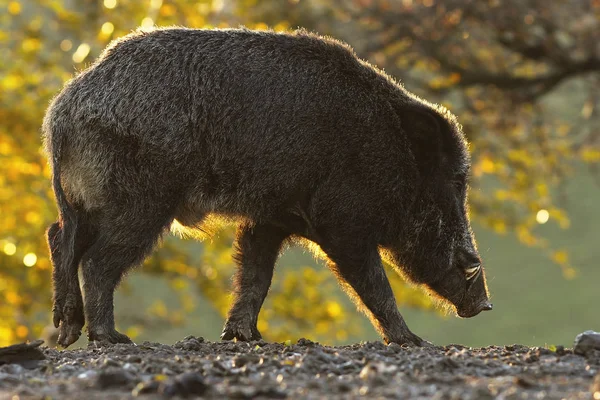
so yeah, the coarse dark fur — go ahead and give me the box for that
[43,26,491,348]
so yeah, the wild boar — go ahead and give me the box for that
[43,27,492,348]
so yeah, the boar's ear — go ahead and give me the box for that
[395,103,445,175]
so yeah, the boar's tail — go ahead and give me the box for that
[49,125,81,290]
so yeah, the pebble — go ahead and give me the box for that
[160,372,208,397]
[95,367,135,388]
[125,355,142,363]
[574,330,600,356]
[297,338,315,347]
[0,372,21,386]
[77,370,98,380]
[101,357,121,368]
[0,364,24,374]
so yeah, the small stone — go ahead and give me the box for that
[228,386,257,398]
[574,331,600,356]
[159,372,208,397]
[182,335,198,341]
[515,375,537,388]
[439,357,460,370]
[232,354,259,368]
[95,367,134,388]
[101,357,121,368]
[123,363,138,372]
[77,370,98,380]
[524,352,539,363]
[177,336,205,352]
[358,362,394,384]
[55,364,76,373]
[297,338,315,347]
[387,342,401,351]
[337,381,352,392]
[1,364,24,374]
[0,372,21,386]
[125,355,142,363]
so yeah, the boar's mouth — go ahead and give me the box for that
[457,300,493,318]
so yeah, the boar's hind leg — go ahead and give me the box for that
[81,210,172,345]
[323,243,426,346]
[47,221,93,348]
[221,223,289,341]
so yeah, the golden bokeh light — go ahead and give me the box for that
[23,252,37,267]
[536,209,550,224]
[72,43,90,63]
[3,242,16,256]
[141,17,154,29]
[60,39,72,51]
[101,22,114,36]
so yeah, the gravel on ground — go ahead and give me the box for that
[0,336,599,399]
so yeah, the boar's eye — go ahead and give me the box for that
[451,180,464,191]
[464,264,481,280]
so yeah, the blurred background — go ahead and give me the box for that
[1,0,599,349]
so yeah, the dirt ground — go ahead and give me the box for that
[1,337,598,399]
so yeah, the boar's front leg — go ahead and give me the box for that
[321,240,426,346]
[221,223,289,341]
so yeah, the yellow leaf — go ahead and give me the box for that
[581,149,600,163]
[16,325,29,338]
[5,291,19,305]
[126,325,141,338]
[481,157,495,174]
[492,220,506,234]
[326,301,342,318]
[160,4,176,16]
[8,1,21,15]
[2,74,23,91]
[552,250,568,265]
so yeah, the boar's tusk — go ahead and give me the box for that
[465,265,481,279]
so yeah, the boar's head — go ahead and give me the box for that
[389,103,492,318]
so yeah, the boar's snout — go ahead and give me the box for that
[455,264,493,318]
[457,299,493,318]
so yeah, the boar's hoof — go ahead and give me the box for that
[88,329,133,346]
[57,322,83,349]
[221,320,262,342]
[53,294,85,348]
[387,331,431,347]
